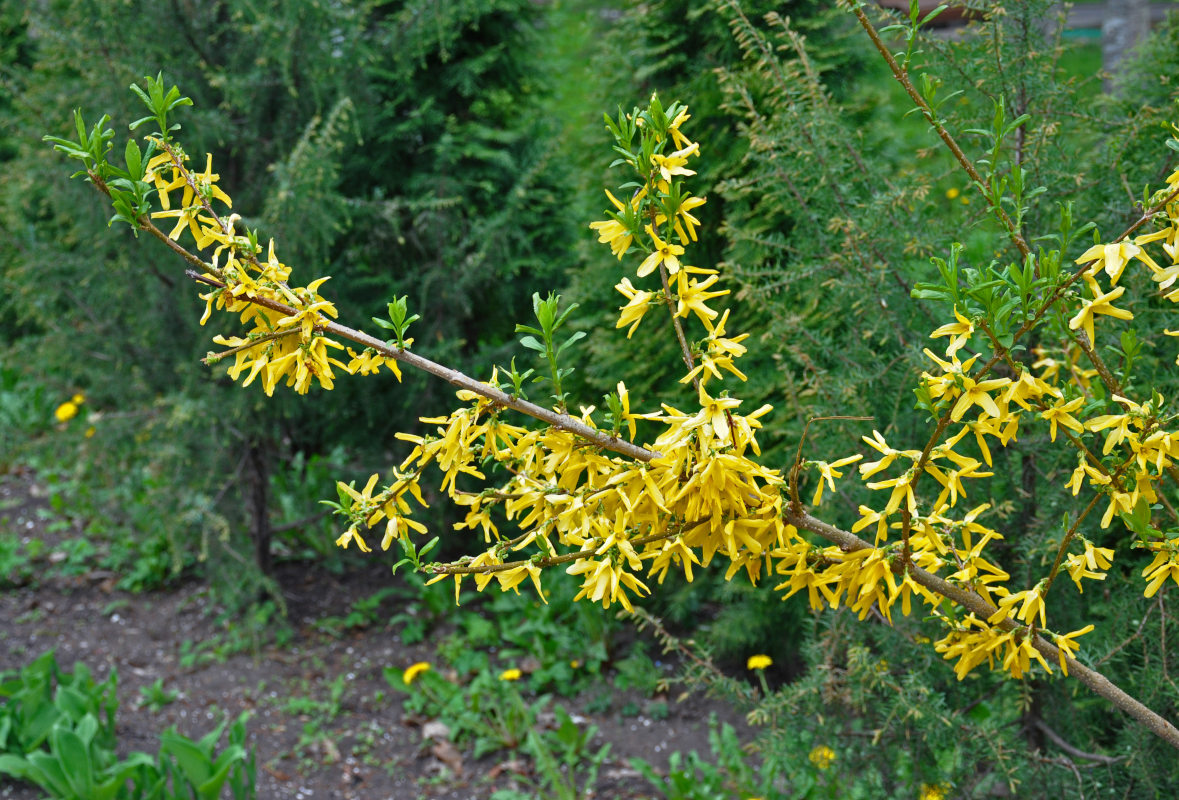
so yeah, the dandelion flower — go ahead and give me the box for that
[746,654,773,671]
[808,745,835,769]
[54,401,79,423]
[499,668,522,681]
[402,662,430,685]
[920,783,948,800]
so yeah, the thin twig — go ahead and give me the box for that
[1032,718,1125,765]
[1094,602,1156,669]
[1040,493,1100,599]
[202,329,300,365]
[426,528,676,575]
[659,261,701,395]
[788,415,873,514]
[849,3,1032,259]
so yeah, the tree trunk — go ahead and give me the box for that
[1102,0,1150,92]
[245,439,272,575]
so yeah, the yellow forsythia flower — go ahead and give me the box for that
[402,662,430,685]
[637,224,684,278]
[1142,544,1179,598]
[746,654,772,671]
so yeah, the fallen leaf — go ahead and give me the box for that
[430,740,464,776]
[421,720,450,742]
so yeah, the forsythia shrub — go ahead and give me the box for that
[47,9,1179,755]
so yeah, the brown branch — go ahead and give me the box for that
[1113,183,1179,243]
[1041,493,1101,599]
[202,329,300,365]
[1071,330,1121,397]
[185,271,659,463]
[849,3,1032,260]
[785,508,1179,750]
[272,509,332,535]
[427,528,675,575]
[1032,718,1125,765]
[88,171,228,283]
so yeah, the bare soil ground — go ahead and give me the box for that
[0,473,748,800]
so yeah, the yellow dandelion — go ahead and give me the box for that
[402,662,431,685]
[54,401,79,423]
[809,745,835,770]
[746,654,773,671]
[945,187,960,200]
[919,783,948,800]
[499,668,522,682]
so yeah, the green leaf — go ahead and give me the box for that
[129,82,152,111]
[196,716,228,753]
[197,745,246,799]
[0,754,35,782]
[911,285,950,300]
[518,335,545,354]
[160,731,213,787]
[25,751,71,797]
[23,701,61,750]
[72,713,101,750]
[554,301,580,329]
[52,726,95,799]
[418,537,439,559]
[124,139,142,178]
[555,331,585,356]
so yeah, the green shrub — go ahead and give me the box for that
[0,651,255,800]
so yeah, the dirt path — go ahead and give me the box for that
[0,474,747,799]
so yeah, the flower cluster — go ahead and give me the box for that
[838,160,1179,680]
[143,144,373,396]
[721,155,1179,685]
[326,98,789,613]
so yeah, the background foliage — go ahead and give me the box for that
[4,0,1179,796]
